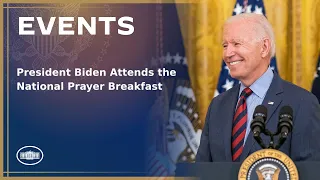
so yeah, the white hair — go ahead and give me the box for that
[224,13,276,58]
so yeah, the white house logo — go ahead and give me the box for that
[16,146,44,165]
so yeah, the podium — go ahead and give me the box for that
[175,162,320,179]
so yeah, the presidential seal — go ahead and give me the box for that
[238,149,299,180]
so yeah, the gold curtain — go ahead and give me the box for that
[177,0,320,127]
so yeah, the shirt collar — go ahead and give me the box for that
[239,67,274,99]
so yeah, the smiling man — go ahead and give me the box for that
[196,13,320,162]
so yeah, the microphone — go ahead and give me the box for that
[251,105,268,136]
[275,106,293,149]
[250,105,268,149]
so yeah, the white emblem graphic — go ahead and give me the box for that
[16,146,44,165]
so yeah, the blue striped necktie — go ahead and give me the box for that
[232,87,253,161]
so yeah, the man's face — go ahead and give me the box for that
[222,21,266,82]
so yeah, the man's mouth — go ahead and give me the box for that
[229,60,243,66]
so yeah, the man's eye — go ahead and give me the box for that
[223,44,227,48]
[235,42,241,46]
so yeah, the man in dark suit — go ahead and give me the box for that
[196,13,320,162]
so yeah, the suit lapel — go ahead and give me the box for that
[222,84,240,161]
[240,72,284,162]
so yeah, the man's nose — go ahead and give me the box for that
[224,45,235,58]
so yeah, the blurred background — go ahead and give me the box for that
[151,0,320,176]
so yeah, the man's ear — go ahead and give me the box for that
[261,38,271,58]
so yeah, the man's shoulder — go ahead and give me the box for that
[281,78,318,103]
[211,85,239,105]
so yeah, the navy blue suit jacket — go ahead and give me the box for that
[196,72,320,162]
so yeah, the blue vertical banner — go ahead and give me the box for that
[147,3,201,177]
[312,56,320,103]
[214,0,279,97]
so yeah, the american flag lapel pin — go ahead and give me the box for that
[268,101,274,105]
